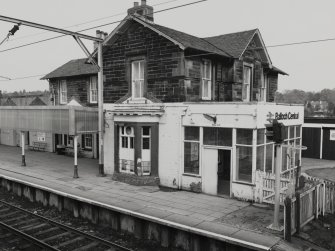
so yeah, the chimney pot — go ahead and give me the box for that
[134,2,139,7]
[141,0,146,5]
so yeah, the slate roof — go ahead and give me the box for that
[148,22,232,57]
[42,58,99,80]
[203,29,257,58]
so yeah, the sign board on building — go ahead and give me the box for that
[330,130,335,141]
[37,132,46,142]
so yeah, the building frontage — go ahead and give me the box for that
[40,58,100,158]
[41,1,304,201]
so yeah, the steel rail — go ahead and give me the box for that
[0,199,133,251]
[0,220,59,251]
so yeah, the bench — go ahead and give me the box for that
[29,142,47,152]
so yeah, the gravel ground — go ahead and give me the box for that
[0,187,182,251]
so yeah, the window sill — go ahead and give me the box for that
[232,180,255,186]
[201,97,211,101]
[182,173,201,178]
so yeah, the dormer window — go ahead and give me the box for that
[202,60,212,100]
[131,60,144,99]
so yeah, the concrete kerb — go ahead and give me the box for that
[0,173,277,251]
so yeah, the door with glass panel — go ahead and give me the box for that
[141,126,151,175]
[119,126,135,173]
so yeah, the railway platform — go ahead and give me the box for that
[0,145,312,250]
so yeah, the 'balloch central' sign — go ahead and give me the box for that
[275,112,299,120]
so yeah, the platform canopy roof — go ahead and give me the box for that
[0,106,98,135]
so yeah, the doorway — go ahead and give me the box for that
[217,149,231,196]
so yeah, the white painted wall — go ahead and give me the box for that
[104,109,115,175]
[158,105,185,188]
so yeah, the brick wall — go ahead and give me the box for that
[102,21,185,103]
[49,75,97,107]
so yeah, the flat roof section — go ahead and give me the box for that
[0,106,98,135]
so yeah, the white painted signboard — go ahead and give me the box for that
[37,132,46,142]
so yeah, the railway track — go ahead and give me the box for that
[0,199,134,251]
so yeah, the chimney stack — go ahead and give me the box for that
[127,0,154,22]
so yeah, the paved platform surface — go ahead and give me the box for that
[302,157,335,171]
[0,145,316,250]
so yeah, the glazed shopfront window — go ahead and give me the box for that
[184,127,200,175]
[203,127,232,146]
[236,129,253,182]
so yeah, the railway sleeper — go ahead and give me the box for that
[55,236,86,249]
[12,218,39,228]
[33,226,60,237]
[41,231,72,242]
[20,222,48,232]
[72,241,100,251]
[3,215,28,224]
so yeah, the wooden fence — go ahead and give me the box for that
[284,181,326,240]
[305,175,335,214]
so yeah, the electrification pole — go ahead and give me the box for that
[0,15,105,176]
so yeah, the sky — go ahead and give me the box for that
[0,0,334,93]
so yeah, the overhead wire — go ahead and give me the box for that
[0,0,208,53]
[7,0,182,42]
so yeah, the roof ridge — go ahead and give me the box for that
[203,28,258,39]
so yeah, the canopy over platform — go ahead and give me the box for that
[0,106,98,135]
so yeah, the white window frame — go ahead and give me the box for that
[131,60,144,99]
[242,64,253,102]
[202,60,212,100]
[89,76,98,104]
[59,80,67,104]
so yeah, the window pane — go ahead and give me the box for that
[203,128,232,146]
[184,142,199,174]
[130,137,134,149]
[244,67,251,84]
[265,144,273,172]
[139,61,144,79]
[236,129,253,145]
[282,146,288,172]
[142,138,150,149]
[295,125,301,137]
[256,145,265,171]
[132,61,139,79]
[203,80,209,97]
[122,137,128,148]
[185,127,199,141]
[205,62,211,78]
[143,126,150,136]
[289,126,295,139]
[257,129,265,145]
[236,146,252,182]
[218,128,232,146]
[283,126,289,140]
[203,127,216,145]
